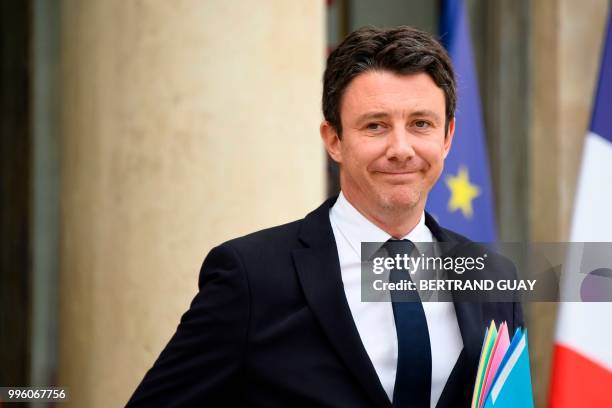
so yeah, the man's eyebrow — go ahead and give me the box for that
[355,111,390,124]
[410,110,442,122]
[355,110,443,125]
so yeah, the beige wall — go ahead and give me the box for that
[529,1,608,406]
[58,1,325,406]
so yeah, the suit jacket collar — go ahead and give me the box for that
[424,211,452,241]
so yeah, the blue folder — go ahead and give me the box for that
[483,330,534,408]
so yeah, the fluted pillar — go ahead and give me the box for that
[59,1,325,406]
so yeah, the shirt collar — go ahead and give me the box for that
[330,191,433,258]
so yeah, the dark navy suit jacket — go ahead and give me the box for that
[127,197,524,407]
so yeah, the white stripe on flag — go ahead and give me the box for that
[570,132,612,242]
[555,303,612,371]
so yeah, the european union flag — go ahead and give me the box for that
[427,0,497,241]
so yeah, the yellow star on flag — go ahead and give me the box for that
[445,165,481,219]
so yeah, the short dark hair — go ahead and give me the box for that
[322,26,456,136]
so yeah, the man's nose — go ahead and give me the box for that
[386,128,416,161]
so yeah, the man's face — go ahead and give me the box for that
[321,70,455,216]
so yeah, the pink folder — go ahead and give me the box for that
[478,321,510,408]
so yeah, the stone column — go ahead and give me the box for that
[58,1,325,406]
[529,0,608,406]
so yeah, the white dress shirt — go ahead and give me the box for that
[329,192,463,407]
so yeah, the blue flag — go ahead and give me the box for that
[427,0,497,241]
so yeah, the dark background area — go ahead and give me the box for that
[1,0,32,389]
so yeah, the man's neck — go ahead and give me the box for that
[341,190,424,239]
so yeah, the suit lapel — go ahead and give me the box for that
[293,198,391,408]
[425,213,486,407]
[435,301,485,407]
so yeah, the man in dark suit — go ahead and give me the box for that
[127,26,523,407]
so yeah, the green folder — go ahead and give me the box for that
[471,320,497,408]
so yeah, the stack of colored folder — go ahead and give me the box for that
[471,321,534,408]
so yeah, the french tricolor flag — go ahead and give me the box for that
[549,7,612,407]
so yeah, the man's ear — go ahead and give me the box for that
[443,117,456,159]
[320,120,342,163]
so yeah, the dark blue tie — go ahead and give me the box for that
[385,239,431,407]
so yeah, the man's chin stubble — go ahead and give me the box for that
[377,190,423,213]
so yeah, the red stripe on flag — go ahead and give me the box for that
[549,343,612,407]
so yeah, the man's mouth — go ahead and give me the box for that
[374,171,421,185]
[376,170,420,175]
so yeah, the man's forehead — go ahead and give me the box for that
[341,71,446,118]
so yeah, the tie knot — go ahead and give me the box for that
[383,239,415,258]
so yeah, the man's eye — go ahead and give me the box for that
[414,120,430,128]
[366,123,383,131]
